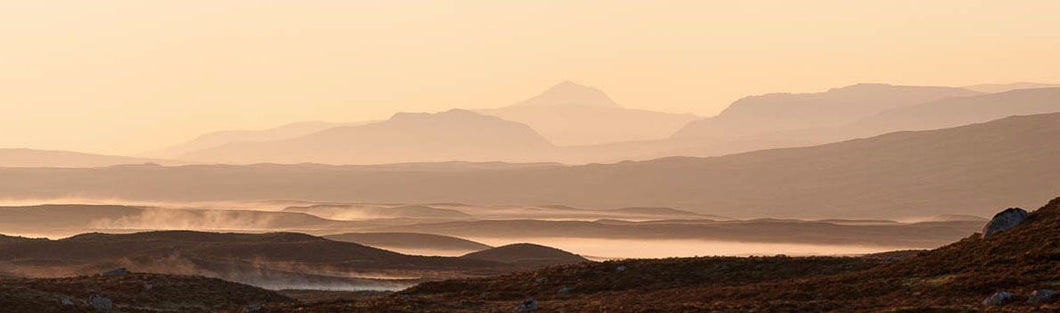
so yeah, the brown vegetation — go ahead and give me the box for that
[275,197,1060,312]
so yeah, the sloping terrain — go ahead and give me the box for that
[180,109,555,164]
[673,83,978,139]
[0,148,170,168]
[477,81,699,146]
[0,273,292,313]
[5,197,1055,312]
[284,204,470,220]
[0,231,545,290]
[604,206,708,218]
[282,196,1060,312]
[460,243,588,266]
[0,234,42,244]
[844,87,1060,137]
[141,121,358,159]
[325,232,491,252]
[4,113,1060,219]
[0,204,358,237]
[963,82,1060,93]
[373,218,979,247]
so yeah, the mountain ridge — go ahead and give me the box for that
[180,109,554,164]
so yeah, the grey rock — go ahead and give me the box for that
[58,298,74,306]
[243,304,263,313]
[89,294,113,312]
[981,208,1028,238]
[101,268,130,276]
[515,299,538,312]
[983,291,1017,306]
[615,265,627,272]
[557,286,574,294]
[1028,289,1057,304]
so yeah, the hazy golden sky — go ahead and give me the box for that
[2,0,1058,155]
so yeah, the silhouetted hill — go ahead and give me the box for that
[143,121,357,158]
[0,204,356,236]
[284,204,470,220]
[326,232,491,252]
[180,109,554,164]
[673,83,978,139]
[0,234,41,244]
[5,113,1059,219]
[0,273,293,313]
[374,218,979,247]
[963,82,1060,93]
[512,81,620,108]
[0,148,170,168]
[923,214,988,222]
[319,197,1060,312]
[653,86,1060,164]
[844,87,1060,136]
[461,243,587,266]
[477,81,699,145]
[605,207,706,218]
[0,230,527,289]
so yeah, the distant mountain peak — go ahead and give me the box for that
[512,81,620,108]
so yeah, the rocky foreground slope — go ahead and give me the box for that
[0,273,291,313]
[4,198,1059,312]
[284,197,1060,312]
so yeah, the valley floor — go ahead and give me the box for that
[5,197,1060,312]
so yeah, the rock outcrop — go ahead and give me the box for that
[515,299,538,312]
[981,208,1028,238]
[1028,289,1057,304]
[89,294,113,312]
[102,268,130,276]
[982,291,1016,306]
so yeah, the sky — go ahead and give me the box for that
[1,0,1058,155]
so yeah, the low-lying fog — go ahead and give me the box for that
[1,199,973,258]
[467,237,914,260]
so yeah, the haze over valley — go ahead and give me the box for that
[3,1,1060,311]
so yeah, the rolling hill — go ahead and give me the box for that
[300,197,1060,312]
[476,81,699,146]
[9,198,1059,312]
[0,204,358,237]
[460,243,588,266]
[325,232,491,252]
[180,109,554,164]
[672,83,979,139]
[0,148,169,168]
[0,273,293,313]
[0,230,546,290]
[371,218,979,247]
[963,82,1060,93]
[844,87,1060,136]
[3,113,1058,219]
[142,121,357,159]
[284,204,471,220]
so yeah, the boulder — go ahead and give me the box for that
[244,304,264,313]
[515,299,538,312]
[557,286,574,294]
[1028,289,1057,304]
[89,294,113,312]
[981,208,1028,238]
[983,291,1017,306]
[101,268,130,276]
